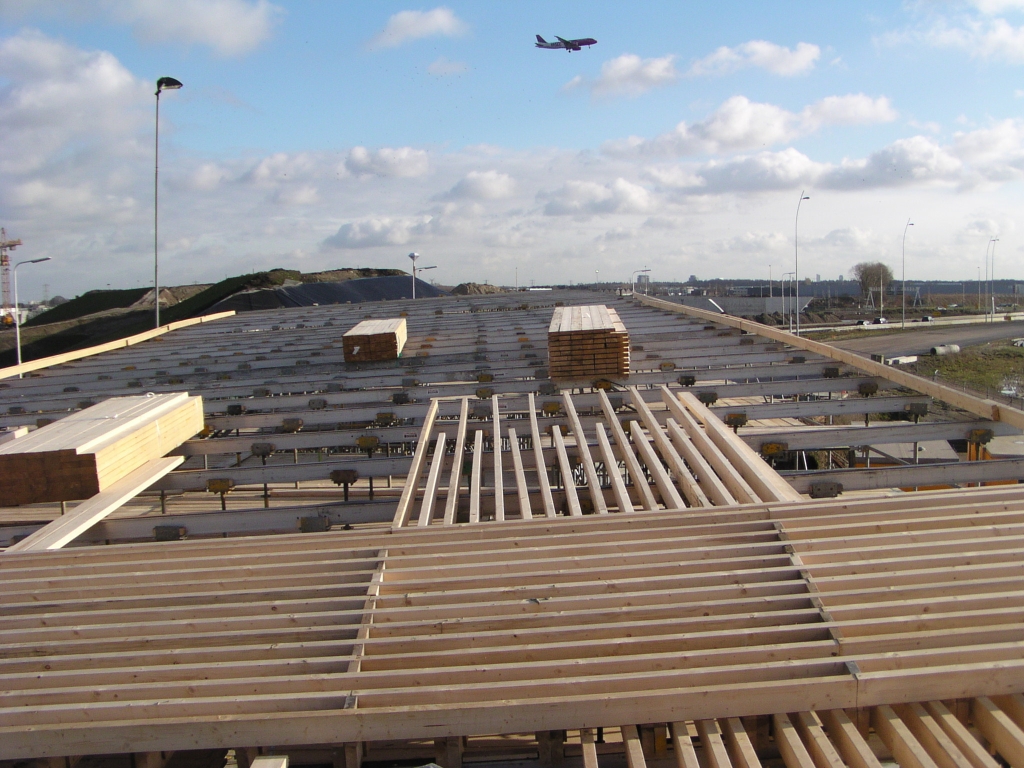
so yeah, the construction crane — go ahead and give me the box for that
[1,228,23,327]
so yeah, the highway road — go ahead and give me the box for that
[828,321,1024,357]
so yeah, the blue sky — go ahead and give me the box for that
[1,1,1023,297]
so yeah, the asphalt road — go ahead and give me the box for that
[829,321,1024,357]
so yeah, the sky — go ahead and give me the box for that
[1,1,1023,299]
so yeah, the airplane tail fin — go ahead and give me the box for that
[536,34,547,43]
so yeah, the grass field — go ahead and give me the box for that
[912,342,1024,395]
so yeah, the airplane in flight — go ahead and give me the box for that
[535,34,597,52]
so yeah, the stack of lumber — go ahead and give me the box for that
[548,305,630,379]
[0,393,202,505]
[343,318,408,362]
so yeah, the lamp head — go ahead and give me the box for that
[156,77,183,94]
[408,252,419,262]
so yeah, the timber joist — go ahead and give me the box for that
[7,487,1024,759]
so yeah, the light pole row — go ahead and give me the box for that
[13,257,51,376]
[154,76,183,329]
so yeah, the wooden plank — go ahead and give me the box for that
[790,711,846,768]
[580,728,600,768]
[629,387,708,508]
[469,430,484,523]
[696,720,734,768]
[492,395,504,523]
[552,426,583,516]
[506,427,533,520]
[629,419,685,509]
[562,393,608,514]
[391,398,439,529]
[972,697,1024,768]
[443,398,470,526]
[669,722,701,768]
[873,704,940,768]
[595,423,633,513]
[5,456,184,553]
[720,717,762,768]
[529,392,557,518]
[598,390,658,511]
[622,725,647,768]
[921,701,999,768]
[818,709,884,768]
[895,702,976,768]
[665,418,736,506]
[417,433,448,528]
[773,713,817,768]
[0,312,235,381]
[660,386,758,505]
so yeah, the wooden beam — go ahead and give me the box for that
[492,395,504,522]
[443,398,470,526]
[391,397,439,529]
[5,456,184,553]
[599,390,658,511]
[529,392,557,518]
[506,426,533,520]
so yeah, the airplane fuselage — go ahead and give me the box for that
[535,35,597,51]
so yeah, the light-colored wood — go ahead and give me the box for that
[391,398,439,529]
[669,722,701,768]
[506,426,532,520]
[629,387,708,508]
[972,697,1024,768]
[629,419,685,509]
[417,433,448,527]
[492,395,504,522]
[580,728,600,768]
[0,311,235,381]
[595,423,633,513]
[622,725,647,768]
[790,711,846,768]
[548,306,629,379]
[552,426,583,516]
[818,709,884,768]
[562,393,608,514]
[697,720,733,768]
[721,717,761,768]
[665,418,735,506]
[895,702,975,768]
[469,430,484,523]
[0,393,202,506]
[529,392,557,518]
[443,398,470,526]
[922,701,1000,768]
[342,318,407,362]
[774,713,817,768]
[598,390,658,511]
[5,456,183,553]
[251,757,288,768]
[873,704,939,768]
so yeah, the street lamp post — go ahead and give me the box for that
[794,190,810,336]
[407,252,436,299]
[13,257,51,375]
[990,237,999,322]
[781,271,795,331]
[154,76,183,329]
[631,268,650,295]
[901,218,914,329]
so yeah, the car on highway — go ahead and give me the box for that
[873,317,889,324]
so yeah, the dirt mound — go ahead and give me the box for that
[451,283,505,296]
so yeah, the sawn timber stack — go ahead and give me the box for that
[0,393,202,505]
[548,304,630,379]
[342,318,408,362]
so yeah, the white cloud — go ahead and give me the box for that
[922,17,1024,62]
[345,146,430,177]
[604,94,897,157]
[445,170,515,200]
[428,56,468,76]
[369,7,468,49]
[698,149,826,192]
[969,0,1024,14]
[542,178,653,216]
[246,152,318,185]
[567,54,678,97]
[273,184,319,206]
[688,40,820,77]
[322,217,432,249]
[820,136,964,189]
[106,0,282,56]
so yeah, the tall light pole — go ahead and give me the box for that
[407,252,436,299]
[154,76,183,329]
[794,190,810,336]
[13,257,50,375]
[990,237,999,322]
[782,271,795,331]
[631,268,650,295]
[901,218,914,329]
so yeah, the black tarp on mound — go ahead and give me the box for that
[206,276,447,313]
